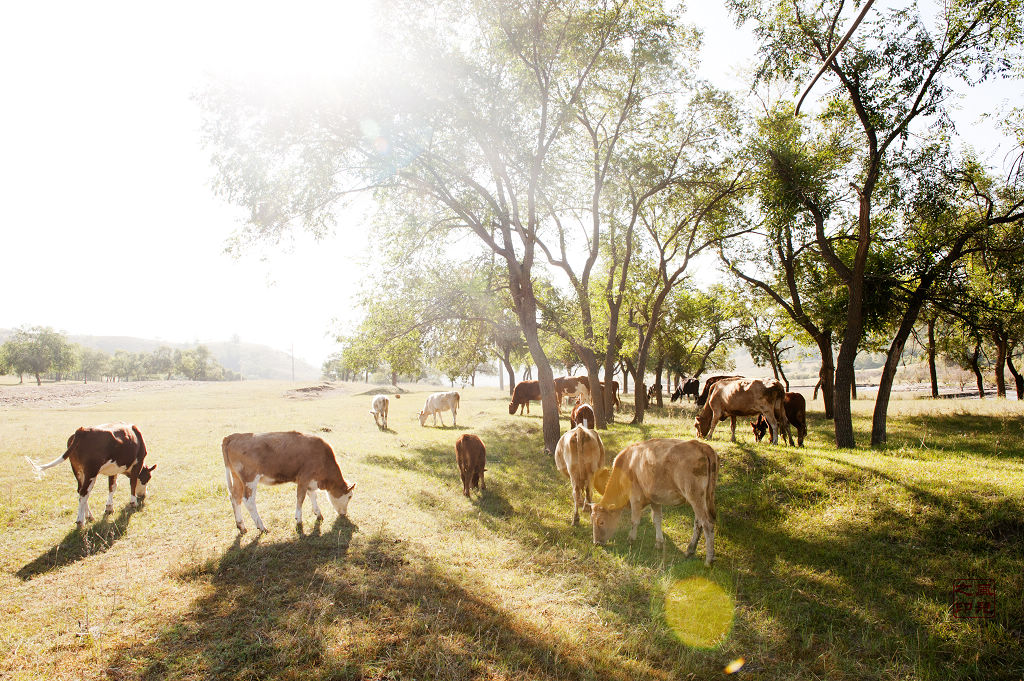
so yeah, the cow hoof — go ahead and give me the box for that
[104,505,114,514]
[76,521,85,530]
[237,524,247,534]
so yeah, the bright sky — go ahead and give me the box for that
[1,1,1019,367]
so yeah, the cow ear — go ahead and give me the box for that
[147,464,157,472]
[347,482,357,493]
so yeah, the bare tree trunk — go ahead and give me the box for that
[972,341,985,398]
[576,346,607,429]
[619,360,629,393]
[816,333,835,419]
[777,359,790,392]
[1006,352,1023,400]
[501,352,515,396]
[994,333,1007,398]
[392,370,398,387]
[927,317,939,398]
[654,357,665,408]
[871,298,925,445]
[35,373,41,386]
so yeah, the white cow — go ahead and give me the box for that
[418,391,460,427]
[369,394,390,430]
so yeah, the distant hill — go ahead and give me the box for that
[0,329,319,381]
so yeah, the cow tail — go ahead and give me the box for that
[705,447,717,522]
[132,425,149,464]
[455,392,461,410]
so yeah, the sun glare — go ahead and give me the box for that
[664,577,735,649]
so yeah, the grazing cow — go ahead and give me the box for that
[369,394,390,430]
[694,378,789,445]
[222,431,355,532]
[419,391,460,427]
[555,376,591,408]
[647,383,663,401]
[695,375,743,407]
[26,422,156,528]
[570,400,596,429]
[554,425,606,525]
[591,438,717,565]
[455,434,486,497]
[753,392,807,446]
[509,380,541,415]
[671,377,700,402]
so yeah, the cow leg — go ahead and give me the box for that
[628,502,643,541]
[383,405,388,430]
[76,476,97,528]
[242,477,267,532]
[702,516,716,566]
[307,481,323,519]
[295,481,308,525]
[571,482,586,526]
[652,504,665,547]
[765,412,779,445]
[479,467,485,492]
[225,467,248,532]
[685,516,703,558]
[730,416,737,442]
[706,413,722,441]
[452,408,457,427]
[105,476,117,514]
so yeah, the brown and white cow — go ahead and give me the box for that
[222,431,355,533]
[419,391,460,427]
[753,392,807,446]
[455,434,486,497]
[554,376,591,407]
[694,378,789,445]
[569,400,596,429]
[695,375,743,407]
[27,422,156,528]
[369,394,390,430]
[509,380,541,415]
[591,438,717,565]
[554,425,606,525]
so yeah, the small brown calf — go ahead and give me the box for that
[455,434,486,497]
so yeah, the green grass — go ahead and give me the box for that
[1,382,1021,680]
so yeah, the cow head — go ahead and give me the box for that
[591,467,631,544]
[751,416,768,442]
[135,464,156,499]
[328,481,356,515]
[508,401,517,415]
[694,409,713,438]
[419,411,428,426]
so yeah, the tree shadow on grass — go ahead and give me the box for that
[16,504,138,581]
[105,522,664,681]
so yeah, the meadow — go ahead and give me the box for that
[1,380,1021,680]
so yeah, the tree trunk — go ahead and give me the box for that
[971,341,985,398]
[1006,352,1023,400]
[502,353,515,396]
[654,357,665,408]
[927,317,939,398]
[35,373,41,386]
[815,333,835,419]
[620,361,629,393]
[577,347,607,429]
[871,297,925,445]
[392,370,399,387]
[777,358,790,392]
[851,378,857,400]
[994,333,1007,398]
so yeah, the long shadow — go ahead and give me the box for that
[16,505,137,580]
[104,522,664,681]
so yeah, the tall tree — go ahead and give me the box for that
[729,0,1024,446]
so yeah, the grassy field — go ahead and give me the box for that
[1,381,1021,680]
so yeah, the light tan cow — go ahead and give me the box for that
[694,378,789,445]
[591,438,718,565]
[222,431,355,533]
[553,424,606,525]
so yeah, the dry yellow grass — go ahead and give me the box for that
[1,381,1021,680]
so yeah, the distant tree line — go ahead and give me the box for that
[0,327,240,384]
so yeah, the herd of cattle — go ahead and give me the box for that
[25,375,802,566]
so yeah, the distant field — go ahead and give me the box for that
[1,381,1021,680]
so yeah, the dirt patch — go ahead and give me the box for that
[0,380,189,409]
[284,383,341,399]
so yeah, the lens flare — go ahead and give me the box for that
[724,657,745,674]
[664,576,734,648]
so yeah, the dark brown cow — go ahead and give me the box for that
[753,392,807,446]
[27,422,155,528]
[570,400,596,429]
[671,377,700,402]
[509,380,541,415]
[696,375,743,407]
[222,431,355,532]
[599,380,621,411]
[455,434,487,497]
